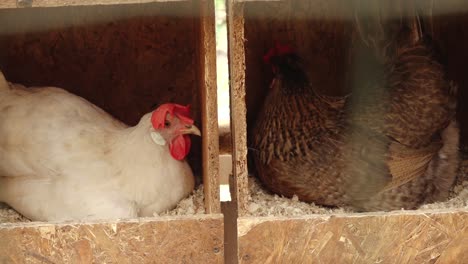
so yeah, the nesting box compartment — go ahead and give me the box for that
[0,0,222,262]
[228,0,468,262]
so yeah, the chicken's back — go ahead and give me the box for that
[0,73,134,220]
[349,34,456,149]
[0,81,127,175]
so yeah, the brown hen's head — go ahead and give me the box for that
[264,43,309,91]
[151,103,201,161]
[263,43,296,72]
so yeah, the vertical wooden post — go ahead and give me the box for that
[198,0,221,214]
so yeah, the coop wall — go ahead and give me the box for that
[0,2,201,126]
[0,0,220,213]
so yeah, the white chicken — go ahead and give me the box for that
[0,71,200,221]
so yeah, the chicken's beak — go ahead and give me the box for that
[180,125,201,136]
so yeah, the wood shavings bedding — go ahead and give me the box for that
[157,185,206,216]
[0,203,29,223]
[246,176,351,216]
[0,185,206,224]
[246,159,468,217]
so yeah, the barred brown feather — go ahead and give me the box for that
[252,28,459,211]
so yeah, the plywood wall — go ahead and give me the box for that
[238,210,468,263]
[0,216,224,263]
[0,2,200,126]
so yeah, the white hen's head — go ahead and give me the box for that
[150,103,201,161]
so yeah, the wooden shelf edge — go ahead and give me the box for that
[0,0,189,9]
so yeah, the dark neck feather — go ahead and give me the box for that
[270,54,310,95]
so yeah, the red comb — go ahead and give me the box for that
[151,103,194,129]
[263,43,296,64]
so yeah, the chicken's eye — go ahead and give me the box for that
[164,120,171,127]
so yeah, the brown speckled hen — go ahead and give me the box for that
[251,23,459,211]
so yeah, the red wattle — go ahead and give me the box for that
[170,135,191,161]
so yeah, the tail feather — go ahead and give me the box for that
[425,120,460,203]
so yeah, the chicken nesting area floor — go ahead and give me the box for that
[0,186,206,223]
[245,157,468,217]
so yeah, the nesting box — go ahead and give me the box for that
[0,0,223,262]
[228,0,468,262]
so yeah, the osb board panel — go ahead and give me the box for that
[238,210,468,264]
[222,201,238,264]
[198,0,220,213]
[227,0,249,214]
[0,2,200,126]
[0,0,186,9]
[0,215,224,263]
[0,2,205,178]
